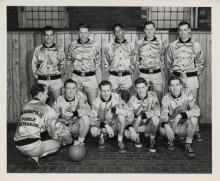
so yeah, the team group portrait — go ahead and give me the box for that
[7,6,212,173]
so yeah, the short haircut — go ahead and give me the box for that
[78,23,90,31]
[134,77,148,87]
[98,80,112,90]
[64,79,77,88]
[112,23,124,31]
[168,76,183,86]
[178,20,191,29]
[30,83,46,98]
[144,21,156,28]
[43,26,54,35]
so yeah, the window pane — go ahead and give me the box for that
[183,7,190,11]
[26,20,32,27]
[45,20,51,26]
[46,12,52,19]
[171,21,177,28]
[164,12,170,20]
[151,7,158,11]
[32,6,38,11]
[59,12,65,19]
[164,21,170,28]
[183,12,190,20]
[39,7,45,11]
[33,12,39,19]
[178,7,183,11]
[178,12,183,20]
[33,20,39,28]
[158,21,164,28]
[53,12,58,20]
[52,20,58,28]
[52,7,58,11]
[171,12,177,20]
[158,7,164,11]
[26,12,32,19]
[39,12,45,20]
[45,6,51,11]
[158,12,164,19]
[151,12,157,20]
[39,20,45,28]
[25,6,32,11]
[171,7,177,11]
[59,7,65,11]
[165,7,170,11]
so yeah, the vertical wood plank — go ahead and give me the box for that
[7,33,14,123]
[12,34,20,123]
[26,34,36,99]
[19,34,28,108]
[64,33,72,53]
[206,34,212,123]
[101,33,110,80]
[56,33,65,50]
[34,33,42,47]
[197,33,207,123]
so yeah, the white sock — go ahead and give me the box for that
[78,137,85,143]
[118,135,123,142]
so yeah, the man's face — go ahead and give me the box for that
[113,26,125,41]
[179,24,191,40]
[65,82,77,100]
[39,87,49,104]
[44,30,55,45]
[79,27,89,42]
[100,85,112,101]
[169,79,183,97]
[136,83,148,99]
[144,24,155,39]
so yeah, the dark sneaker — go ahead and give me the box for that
[167,140,175,150]
[134,136,142,148]
[98,134,106,148]
[185,143,195,157]
[195,131,203,143]
[149,138,156,153]
[28,157,40,169]
[118,141,126,153]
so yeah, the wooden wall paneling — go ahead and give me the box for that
[26,34,36,99]
[206,34,212,123]
[197,33,207,123]
[7,33,14,123]
[19,34,28,108]
[34,33,42,47]
[12,34,20,123]
[63,33,72,82]
[101,33,110,80]
[56,33,65,49]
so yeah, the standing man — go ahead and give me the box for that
[89,80,130,153]
[159,76,200,157]
[14,84,72,168]
[32,26,65,105]
[135,21,165,102]
[53,79,91,145]
[125,77,160,152]
[104,24,135,102]
[67,23,101,106]
[167,20,205,142]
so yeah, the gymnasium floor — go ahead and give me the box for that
[7,123,212,173]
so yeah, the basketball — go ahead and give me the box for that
[69,144,86,161]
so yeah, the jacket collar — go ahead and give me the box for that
[77,38,90,44]
[101,95,112,102]
[65,96,75,102]
[115,38,127,44]
[178,37,191,43]
[144,36,157,42]
[43,43,56,48]
[170,92,181,99]
[137,92,148,100]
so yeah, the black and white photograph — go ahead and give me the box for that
[2,0,218,178]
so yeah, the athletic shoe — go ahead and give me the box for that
[149,138,157,153]
[134,136,142,148]
[98,134,106,148]
[185,143,195,157]
[28,157,40,169]
[195,131,204,143]
[167,140,175,150]
[118,140,126,153]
